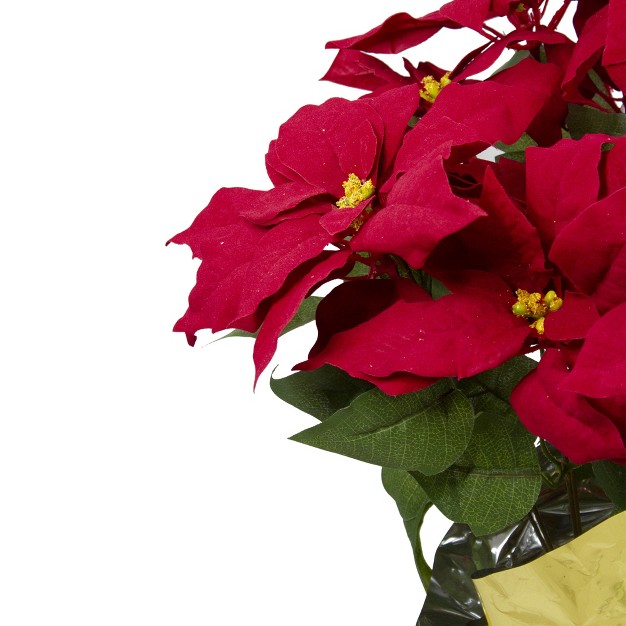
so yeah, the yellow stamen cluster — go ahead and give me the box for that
[419,72,452,103]
[336,173,375,209]
[512,289,563,334]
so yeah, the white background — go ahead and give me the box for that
[0,1,507,624]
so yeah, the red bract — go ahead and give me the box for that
[320,50,414,95]
[168,84,421,381]
[550,186,626,314]
[511,304,626,464]
[564,0,626,102]
[298,270,532,386]
[325,0,513,54]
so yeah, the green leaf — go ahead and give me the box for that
[567,104,626,140]
[462,355,537,404]
[382,468,433,589]
[413,406,542,536]
[588,69,619,110]
[495,132,538,163]
[593,461,626,512]
[270,365,372,422]
[224,296,323,340]
[490,50,531,77]
[495,150,527,163]
[347,260,371,278]
[290,380,475,474]
[217,323,258,338]
[430,276,451,300]
[495,132,538,154]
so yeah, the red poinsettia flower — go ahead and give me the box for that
[323,0,619,146]
[297,133,625,401]
[355,58,563,264]
[168,84,422,381]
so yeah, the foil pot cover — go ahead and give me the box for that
[473,510,626,625]
[416,477,616,626]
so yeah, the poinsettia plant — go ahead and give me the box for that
[170,0,625,619]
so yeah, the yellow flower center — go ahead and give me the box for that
[512,289,563,334]
[419,72,452,104]
[336,173,375,209]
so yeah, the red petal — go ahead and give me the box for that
[325,11,454,54]
[439,0,492,31]
[365,84,422,181]
[560,303,626,398]
[549,187,626,313]
[325,0,495,53]
[604,0,626,65]
[355,157,485,269]
[302,272,529,380]
[353,372,438,396]
[525,135,610,248]
[265,140,298,186]
[511,347,626,463]
[426,166,549,291]
[600,135,626,197]
[307,279,419,359]
[253,250,352,383]
[232,215,334,324]
[319,201,371,235]
[167,187,263,260]
[320,49,411,92]
[562,5,608,103]
[172,212,331,343]
[543,291,600,341]
[168,188,266,343]
[240,181,330,225]
[604,0,626,91]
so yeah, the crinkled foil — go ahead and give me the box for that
[416,477,616,626]
[473,511,626,625]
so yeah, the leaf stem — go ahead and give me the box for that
[565,470,582,537]
[482,24,504,39]
[414,503,433,591]
[415,548,433,592]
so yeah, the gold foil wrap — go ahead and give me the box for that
[473,511,626,625]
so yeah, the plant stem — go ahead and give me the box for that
[482,24,504,39]
[414,503,433,592]
[529,506,554,552]
[415,550,433,593]
[565,470,583,537]
[540,439,563,470]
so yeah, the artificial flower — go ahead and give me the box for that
[168,84,422,381]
